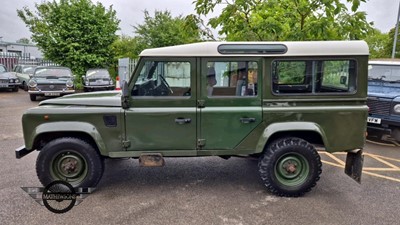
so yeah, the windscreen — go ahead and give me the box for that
[368,64,400,82]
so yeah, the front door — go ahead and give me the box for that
[199,58,262,150]
[125,58,197,151]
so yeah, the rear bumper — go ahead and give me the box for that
[15,146,34,159]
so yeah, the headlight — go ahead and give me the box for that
[28,79,37,88]
[9,79,14,83]
[394,104,400,113]
[66,79,74,88]
[85,80,89,86]
[15,78,20,83]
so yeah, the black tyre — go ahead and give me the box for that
[36,137,104,188]
[258,137,322,197]
[29,94,36,101]
[23,82,28,91]
[13,86,19,92]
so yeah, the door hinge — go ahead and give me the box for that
[197,100,205,108]
[197,139,206,148]
[122,140,131,148]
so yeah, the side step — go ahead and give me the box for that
[139,153,165,167]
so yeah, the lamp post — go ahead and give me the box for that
[392,1,400,58]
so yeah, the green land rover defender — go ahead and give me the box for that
[16,41,368,197]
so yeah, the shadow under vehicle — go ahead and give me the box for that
[16,41,368,197]
[27,66,75,101]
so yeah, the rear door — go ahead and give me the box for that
[198,58,262,150]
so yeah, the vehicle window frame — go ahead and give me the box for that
[270,57,358,96]
[202,57,262,99]
[130,57,195,99]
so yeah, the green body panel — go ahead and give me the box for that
[21,54,369,158]
[124,106,197,151]
[22,92,124,155]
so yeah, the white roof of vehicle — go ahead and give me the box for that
[369,59,400,65]
[140,41,369,57]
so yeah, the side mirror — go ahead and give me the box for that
[340,76,347,85]
[121,80,130,109]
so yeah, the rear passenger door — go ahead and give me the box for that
[198,58,262,150]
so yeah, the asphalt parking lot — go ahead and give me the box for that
[1,90,400,225]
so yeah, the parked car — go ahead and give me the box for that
[83,68,114,91]
[367,59,400,141]
[13,64,37,91]
[16,41,368,197]
[0,64,20,92]
[28,66,75,101]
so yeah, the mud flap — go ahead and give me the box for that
[344,150,363,183]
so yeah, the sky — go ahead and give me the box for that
[0,0,398,42]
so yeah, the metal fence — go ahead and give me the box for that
[118,58,137,82]
[0,52,56,71]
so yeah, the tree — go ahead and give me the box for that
[17,0,119,81]
[133,10,202,54]
[364,28,391,59]
[383,27,400,58]
[194,0,373,41]
[16,38,31,44]
[111,35,141,60]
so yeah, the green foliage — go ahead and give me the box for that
[384,27,400,58]
[111,36,141,60]
[133,10,202,53]
[17,0,120,85]
[16,38,31,44]
[364,28,391,59]
[194,0,373,41]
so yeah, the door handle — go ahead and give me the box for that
[240,117,256,124]
[175,118,191,124]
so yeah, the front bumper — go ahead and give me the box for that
[0,82,21,88]
[28,90,75,95]
[15,145,34,159]
[367,115,400,136]
[84,85,115,89]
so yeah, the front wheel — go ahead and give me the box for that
[258,137,322,197]
[36,137,104,188]
[29,94,36,101]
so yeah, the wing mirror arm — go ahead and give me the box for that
[121,80,130,109]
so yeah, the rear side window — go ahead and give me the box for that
[272,59,356,94]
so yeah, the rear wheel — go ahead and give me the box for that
[36,137,104,188]
[258,137,322,197]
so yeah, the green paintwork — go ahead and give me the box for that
[20,53,369,158]
[275,153,309,186]
[51,150,88,185]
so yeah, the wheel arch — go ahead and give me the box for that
[29,122,107,156]
[255,122,327,154]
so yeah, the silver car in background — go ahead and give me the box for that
[14,64,37,91]
[83,68,115,92]
[0,64,20,92]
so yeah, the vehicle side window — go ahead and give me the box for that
[272,59,356,94]
[132,61,191,97]
[205,61,258,97]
